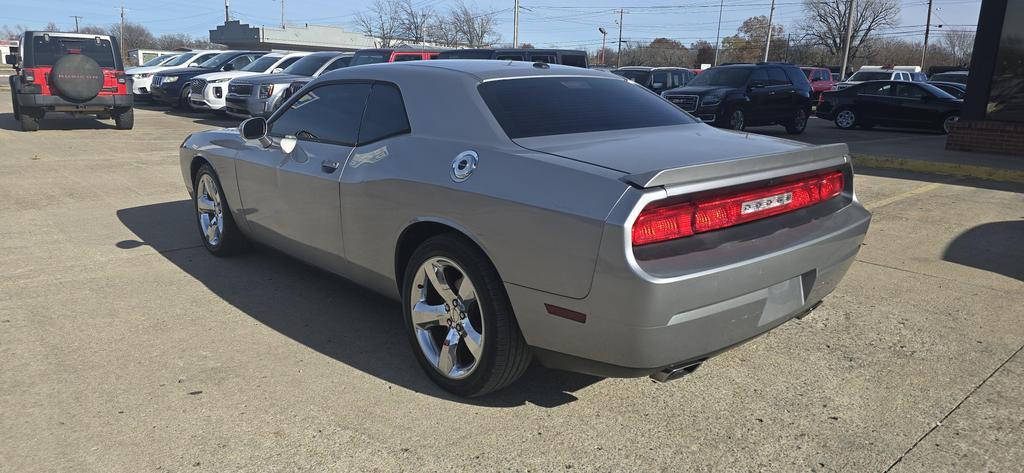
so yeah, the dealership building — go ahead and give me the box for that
[209,20,378,52]
[947,0,1024,155]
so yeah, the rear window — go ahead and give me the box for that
[849,71,893,81]
[283,54,334,76]
[351,51,388,66]
[612,69,651,84]
[478,76,696,139]
[30,36,116,68]
[931,72,968,84]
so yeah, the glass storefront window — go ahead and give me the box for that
[987,0,1024,122]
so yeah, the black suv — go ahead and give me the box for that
[661,63,812,134]
[612,66,695,94]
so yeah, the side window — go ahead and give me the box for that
[323,57,351,71]
[270,83,372,146]
[750,68,770,87]
[193,53,217,64]
[651,71,669,89]
[671,71,684,87]
[560,54,588,68]
[530,54,555,64]
[358,83,411,144]
[496,54,525,61]
[858,82,893,96]
[896,83,926,98]
[767,68,790,86]
[228,55,255,70]
[392,54,422,62]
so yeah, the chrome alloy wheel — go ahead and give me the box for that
[794,108,808,130]
[410,257,484,380]
[944,114,959,133]
[196,174,225,247]
[730,109,745,130]
[836,110,856,128]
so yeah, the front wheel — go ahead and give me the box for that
[834,108,857,130]
[402,234,532,397]
[114,108,134,130]
[193,163,246,256]
[726,107,746,131]
[785,108,808,134]
[178,85,194,112]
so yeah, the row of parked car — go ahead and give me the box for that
[611,63,969,134]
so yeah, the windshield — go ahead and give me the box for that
[920,83,958,100]
[612,70,652,85]
[686,67,752,87]
[479,76,697,139]
[283,54,333,76]
[162,52,196,67]
[30,36,116,68]
[142,54,176,67]
[197,52,234,68]
[241,55,281,72]
[351,51,387,66]
[849,71,893,81]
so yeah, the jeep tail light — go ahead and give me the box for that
[632,171,845,246]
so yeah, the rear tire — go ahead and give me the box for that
[19,109,39,132]
[10,83,20,121]
[402,233,532,397]
[177,85,194,112]
[114,108,134,130]
[834,108,857,130]
[193,163,247,256]
[785,107,808,134]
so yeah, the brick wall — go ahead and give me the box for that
[946,120,1024,156]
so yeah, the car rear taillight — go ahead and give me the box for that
[818,92,825,106]
[632,171,845,246]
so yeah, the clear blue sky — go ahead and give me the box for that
[0,0,982,50]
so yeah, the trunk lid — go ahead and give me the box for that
[514,124,848,188]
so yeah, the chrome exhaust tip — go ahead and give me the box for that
[650,360,703,383]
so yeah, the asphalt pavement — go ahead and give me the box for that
[1,103,1022,472]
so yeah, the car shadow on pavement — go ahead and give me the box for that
[943,220,1024,282]
[135,103,240,128]
[0,112,116,131]
[116,200,602,408]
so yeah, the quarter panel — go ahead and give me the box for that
[339,136,628,299]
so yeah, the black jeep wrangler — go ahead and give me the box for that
[6,31,134,132]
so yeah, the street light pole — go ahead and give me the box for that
[763,0,776,62]
[513,0,520,47]
[616,8,624,68]
[839,0,855,80]
[598,27,607,65]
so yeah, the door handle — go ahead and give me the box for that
[321,159,341,173]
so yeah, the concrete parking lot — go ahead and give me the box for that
[1,102,1022,472]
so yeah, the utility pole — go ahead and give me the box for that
[763,0,776,62]
[280,0,285,29]
[839,0,855,80]
[713,0,724,66]
[513,0,520,48]
[70,16,83,33]
[616,8,624,68]
[119,5,126,66]
[224,0,230,22]
[921,0,933,69]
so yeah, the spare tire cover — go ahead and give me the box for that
[50,54,104,102]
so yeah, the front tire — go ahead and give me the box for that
[725,107,746,131]
[942,113,959,134]
[177,85,194,112]
[114,108,134,130]
[193,163,246,256]
[834,108,857,130]
[402,234,532,397]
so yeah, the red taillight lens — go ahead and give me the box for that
[632,171,845,246]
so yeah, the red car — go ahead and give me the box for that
[349,48,441,66]
[6,31,133,132]
[801,67,835,101]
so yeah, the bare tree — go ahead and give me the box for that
[79,25,107,35]
[355,0,402,48]
[44,22,61,32]
[2,24,28,39]
[942,29,975,66]
[801,0,900,63]
[720,16,788,63]
[425,12,461,47]
[397,0,433,44]
[108,22,156,51]
[450,1,500,48]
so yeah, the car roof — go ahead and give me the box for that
[357,48,442,53]
[362,59,613,82]
[615,66,686,71]
[24,31,112,40]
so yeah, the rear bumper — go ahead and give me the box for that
[509,176,871,378]
[16,93,133,111]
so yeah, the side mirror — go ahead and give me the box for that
[239,117,270,147]
[4,54,17,66]
[271,67,284,74]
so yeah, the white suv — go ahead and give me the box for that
[835,69,913,90]
[188,52,310,112]
[126,50,221,99]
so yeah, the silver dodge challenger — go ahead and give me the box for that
[178,60,872,396]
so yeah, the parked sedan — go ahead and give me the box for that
[178,60,870,396]
[817,80,962,133]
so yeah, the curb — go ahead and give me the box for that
[852,154,1024,185]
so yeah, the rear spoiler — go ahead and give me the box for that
[622,143,851,189]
